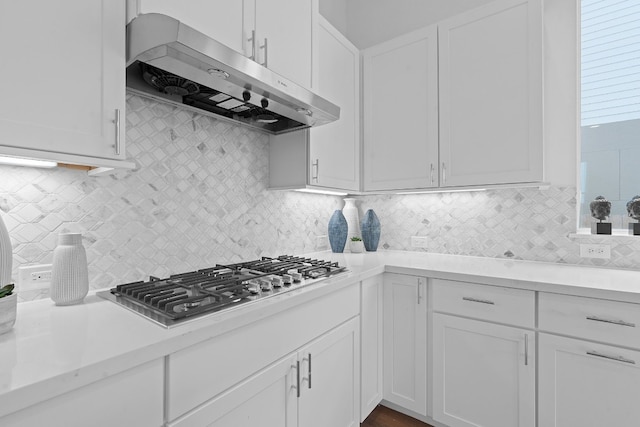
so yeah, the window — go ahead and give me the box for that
[580,0,640,229]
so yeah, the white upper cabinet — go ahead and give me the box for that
[0,0,132,168]
[132,0,312,89]
[309,16,360,192]
[135,0,244,53]
[363,26,439,191]
[248,0,313,89]
[438,0,543,187]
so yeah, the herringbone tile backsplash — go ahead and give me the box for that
[1,94,639,302]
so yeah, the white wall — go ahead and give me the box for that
[319,0,348,36]
[344,0,494,49]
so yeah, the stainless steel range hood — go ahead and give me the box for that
[126,13,340,134]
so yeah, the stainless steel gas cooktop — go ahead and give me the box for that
[97,255,347,328]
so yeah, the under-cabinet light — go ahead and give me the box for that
[295,188,349,196]
[0,156,57,169]
[396,188,487,195]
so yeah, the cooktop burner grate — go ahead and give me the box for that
[98,256,347,327]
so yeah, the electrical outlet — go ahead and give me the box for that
[316,235,328,250]
[411,236,429,248]
[18,264,53,291]
[579,244,611,259]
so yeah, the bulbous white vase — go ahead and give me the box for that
[50,233,89,306]
[342,198,360,252]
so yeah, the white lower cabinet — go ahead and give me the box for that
[432,314,535,427]
[383,273,428,416]
[172,318,359,427]
[360,275,384,421]
[170,354,298,427]
[298,318,360,427]
[539,332,640,427]
[0,359,164,427]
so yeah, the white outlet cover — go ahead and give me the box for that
[18,264,53,291]
[579,244,611,259]
[411,236,429,248]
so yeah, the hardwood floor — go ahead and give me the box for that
[360,405,434,427]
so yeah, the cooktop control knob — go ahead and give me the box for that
[247,280,260,294]
[259,279,272,292]
[271,276,283,288]
[282,274,293,286]
[291,272,303,283]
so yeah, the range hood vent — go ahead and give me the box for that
[126,13,340,134]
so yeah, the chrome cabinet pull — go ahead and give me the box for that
[586,316,636,328]
[524,334,529,366]
[248,30,256,60]
[442,162,446,184]
[260,38,268,67]
[462,297,495,305]
[312,159,319,182]
[430,163,434,185]
[308,353,312,389]
[417,279,423,304]
[296,360,301,397]
[114,109,121,155]
[586,350,636,365]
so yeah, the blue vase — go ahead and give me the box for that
[361,209,381,252]
[328,210,348,253]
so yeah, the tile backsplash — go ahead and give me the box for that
[0,95,342,301]
[357,186,640,270]
[1,94,638,302]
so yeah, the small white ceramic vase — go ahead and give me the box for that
[0,292,17,335]
[50,233,89,306]
[342,198,360,252]
[349,239,365,253]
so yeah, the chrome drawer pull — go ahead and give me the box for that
[586,316,636,328]
[586,351,636,365]
[524,334,529,366]
[462,297,495,305]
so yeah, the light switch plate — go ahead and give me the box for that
[316,235,328,250]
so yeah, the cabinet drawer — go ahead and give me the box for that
[432,279,535,328]
[539,293,640,349]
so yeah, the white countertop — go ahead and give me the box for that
[2,250,640,418]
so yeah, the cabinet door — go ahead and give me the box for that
[1,359,164,427]
[252,0,313,89]
[438,0,543,186]
[432,314,535,427]
[383,274,428,415]
[136,0,244,53]
[0,0,126,160]
[298,317,360,427]
[309,17,360,192]
[539,333,640,427]
[360,275,383,421]
[170,355,298,427]
[363,26,439,191]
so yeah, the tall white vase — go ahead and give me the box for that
[50,233,89,306]
[342,198,360,252]
[0,213,12,288]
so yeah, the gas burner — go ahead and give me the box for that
[98,256,347,327]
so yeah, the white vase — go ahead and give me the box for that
[0,292,17,335]
[50,233,89,306]
[349,240,365,253]
[342,198,360,252]
[0,213,12,289]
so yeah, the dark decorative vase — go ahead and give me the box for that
[361,209,381,252]
[328,210,348,253]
